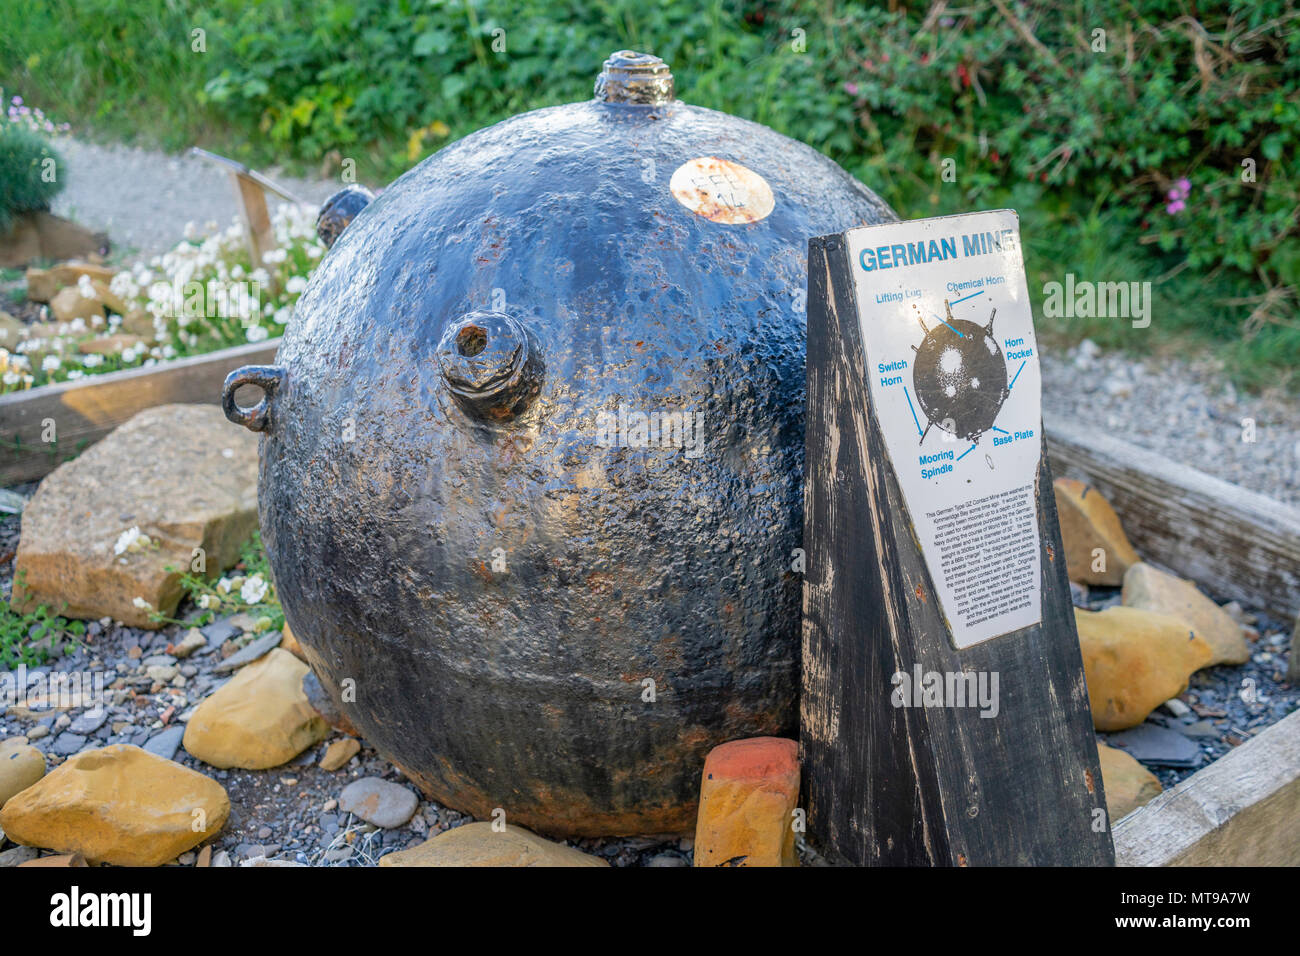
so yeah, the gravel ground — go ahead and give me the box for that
[49,138,338,260]
[0,512,693,867]
[1040,339,1300,506]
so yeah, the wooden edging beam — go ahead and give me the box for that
[0,338,280,485]
[1044,412,1300,622]
[1113,708,1300,866]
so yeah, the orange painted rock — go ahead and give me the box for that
[694,737,799,867]
[1053,478,1140,586]
[1075,607,1213,731]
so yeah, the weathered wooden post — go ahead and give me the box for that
[802,210,1114,865]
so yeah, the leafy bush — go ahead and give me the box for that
[0,0,1297,386]
[0,110,64,233]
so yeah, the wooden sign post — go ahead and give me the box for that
[801,210,1114,866]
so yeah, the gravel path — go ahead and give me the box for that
[38,139,1300,505]
[1041,341,1300,506]
[49,138,338,260]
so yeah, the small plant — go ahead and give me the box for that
[0,115,64,234]
[1,203,324,394]
[0,572,85,670]
[153,530,284,632]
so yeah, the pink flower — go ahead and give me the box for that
[1166,199,1185,215]
[843,81,859,96]
[11,96,20,106]
[1176,177,1191,193]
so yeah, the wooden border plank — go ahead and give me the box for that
[1044,412,1300,622]
[1114,708,1300,866]
[0,339,279,485]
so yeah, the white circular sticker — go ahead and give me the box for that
[670,157,775,225]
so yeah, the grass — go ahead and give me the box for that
[0,0,1295,393]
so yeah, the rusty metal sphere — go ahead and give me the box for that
[225,50,895,836]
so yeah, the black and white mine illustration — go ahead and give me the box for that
[911,298,1010,444]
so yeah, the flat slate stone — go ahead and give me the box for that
[201,617,243,646]
[68,710,107,735]
[50,732,88,757]
[212,631,282,675]
[1106,722,1204,768]
[142,725,185,762]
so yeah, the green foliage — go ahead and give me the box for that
[0,0,1296,386]
[0,573,84,670]
[156,531,284,631]
[0,123,64,233]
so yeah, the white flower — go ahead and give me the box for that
[132,596,152,610]
[240,574,268,604]
[41,355,60,372]
[285,276,308,294]
[246,324,269,342]
[114,526,152,555]
[216,577,233,594]
[197,593,219,609]
[3,371,18,385]
[76,274,96,297]
[83,353,104,368]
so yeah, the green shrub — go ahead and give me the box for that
[0,122,63,233]
[0,0,1296,386]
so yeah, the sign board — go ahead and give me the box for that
[848,211,1042,648]
[800,210,1114,867]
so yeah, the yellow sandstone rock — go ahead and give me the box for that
[25,262,115,304]
[1121,562,1249,666]
[379,822,607,867]
[319,737,360,771]
[1097,743,1162,821]
[694,736,799,867]
[0,745,229,866]
[1076,607,1213,731]
[183,648,328,769]
[49,285,105,324]
[0,739,46,808]
[280,622,308,661]
[1053,478,1141,586]
[12,404,259,628]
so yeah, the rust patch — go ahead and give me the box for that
[1084,768,1095,794]
[914,583,925,602]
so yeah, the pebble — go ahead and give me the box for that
[338,777,418,829]
[50,731,87,756]
[201,617,244,645]
[211,631,282,675]
[1106,722,1203,768]
[68,710,108,735]
[142,725,185,761]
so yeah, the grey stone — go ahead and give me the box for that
[1181,720,1222,740]
[1107,723,1204,768]
[142,725,185,761]
[68,710,107,735]
[200,616,243,645]
[211,630,282,675]
[0,845,38,867]
[647,852,688,867]
[338,777,419,829]
[142,654,177,668]
[50,731,87,756]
